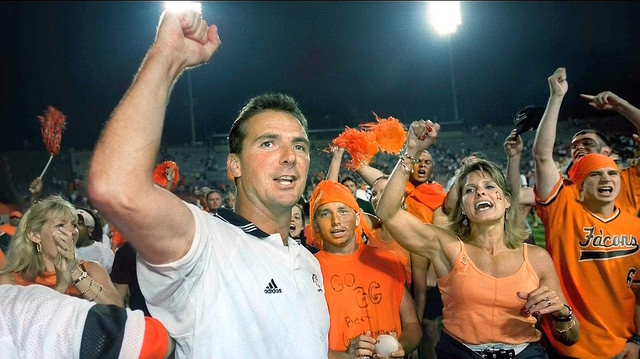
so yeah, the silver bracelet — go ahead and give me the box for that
[399,147,419,164]
[554,317,576,334]
[399,157,413,174]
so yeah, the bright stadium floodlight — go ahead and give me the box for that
[164,1,202,13]
[427,1,462,123]
[428,1,462,35]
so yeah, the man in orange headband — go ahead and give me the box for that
[534,68,640,358]
[310,180,421,358]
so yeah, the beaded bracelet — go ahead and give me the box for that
[554,317,575,334]
[80,279,95,295]
[399,158,414,175]
[399,148,419,164]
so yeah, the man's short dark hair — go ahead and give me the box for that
[228,93,308,154]
[340,175,357,186]
[572,129,611,147]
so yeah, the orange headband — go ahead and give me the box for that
[568,153,617,189]
[309,180,373,250]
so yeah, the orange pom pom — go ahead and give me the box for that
[360,112,407,155]
[332,127,377,170]
[38,106,67,156]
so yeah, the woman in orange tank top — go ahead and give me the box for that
[376,120,580,358]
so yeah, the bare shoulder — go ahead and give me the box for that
[438,229,462,259]
[83,260,109,276]
[525,244,555,272]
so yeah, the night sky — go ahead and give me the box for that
[1,1,639,151]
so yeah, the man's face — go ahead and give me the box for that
[229,110,310,215]
[165,167,176,188]
[224,192,236,209]
[290,205,304,238]
[410,151,434,184]
[76,218,94,242]
[570,133,608,161]
[314,202,359,252]
[610,153,624,170]
[580,167,620,206]
[207,191,222,211]
[342,180,358,197]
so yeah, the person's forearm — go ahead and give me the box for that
[326,150,342,182]
[506,154,522,204]
[616,99,640,133]
[89,47,182,204]
[376,157,410,221]
[356,165,385,186]
[533,96,563,161]
[399,323,422,354]
[328,349,349,359]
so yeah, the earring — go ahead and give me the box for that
[505,210,509,221]
[462,214,469,227]
[36,243,42,253]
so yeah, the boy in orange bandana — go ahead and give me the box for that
[534,67,640,358]
[310,180,421,358]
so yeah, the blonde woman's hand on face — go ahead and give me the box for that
[53,227,77,291]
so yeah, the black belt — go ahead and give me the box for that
[476,348,515,359]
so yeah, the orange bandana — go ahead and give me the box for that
[405,181,446,211]
[309,180,373,249]
[567,153,617,189]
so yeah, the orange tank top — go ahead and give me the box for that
[438,240,541,345]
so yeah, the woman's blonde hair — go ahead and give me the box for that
[0,195,77,281]
[447,158,529,248]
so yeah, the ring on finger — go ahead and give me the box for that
[546,299,552,307]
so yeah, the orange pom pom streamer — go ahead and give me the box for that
[38,106,66,155]
[37,106,67,178]
[360,112,407,155]
[331,127,377,171]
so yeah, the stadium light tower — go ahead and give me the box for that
[164,1,202,145]
[428,1,462,123]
